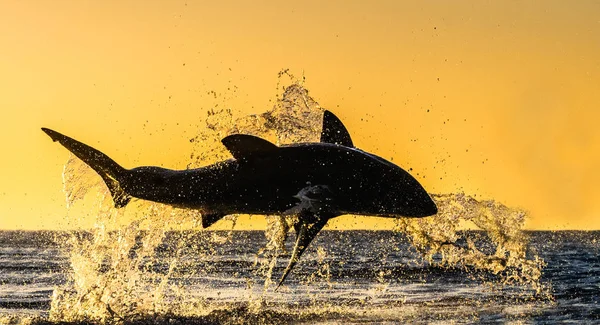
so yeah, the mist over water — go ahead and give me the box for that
[1,80,564,324]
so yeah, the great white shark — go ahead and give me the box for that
[42,111,437,288]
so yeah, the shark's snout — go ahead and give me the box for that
[420,195,438,217]
[410,189,438,217]
[429,201,438,215]
[380,188,438,218]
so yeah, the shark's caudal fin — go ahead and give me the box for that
[41,128,131,208]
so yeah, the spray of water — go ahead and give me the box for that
[395,193,546,293]
[48,73,547,323]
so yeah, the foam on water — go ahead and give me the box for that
[43,75,547,323]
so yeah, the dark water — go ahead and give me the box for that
[0,230,599,324]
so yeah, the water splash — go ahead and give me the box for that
[395,193,547,293]
[47,75,548,323]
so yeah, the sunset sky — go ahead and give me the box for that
[1,0,599,230]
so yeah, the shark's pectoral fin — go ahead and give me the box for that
[201,212,226,228]
[275,211,332,290]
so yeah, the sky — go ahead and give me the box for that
[0,0,599,230]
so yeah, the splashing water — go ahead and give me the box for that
[47,76,548,323]
[395,193,546,293]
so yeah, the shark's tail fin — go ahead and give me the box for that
[42,128,132,208]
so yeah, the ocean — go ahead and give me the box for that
[1,230,599,324]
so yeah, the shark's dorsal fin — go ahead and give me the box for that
[221,134,278,160]
[320,110,354,147]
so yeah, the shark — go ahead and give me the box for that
[42,110,437,288]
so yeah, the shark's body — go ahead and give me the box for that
[42,111,437,288]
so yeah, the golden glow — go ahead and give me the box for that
[1,1,599,230]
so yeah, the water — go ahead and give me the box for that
[1,230,599,324]
[2,81,598,323]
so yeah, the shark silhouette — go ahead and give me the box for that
[42,111,437,288]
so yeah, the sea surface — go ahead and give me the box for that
[1,230,599,324]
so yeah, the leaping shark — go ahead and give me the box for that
[42,111,437,288]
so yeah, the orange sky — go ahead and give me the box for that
[1,0,599,230]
